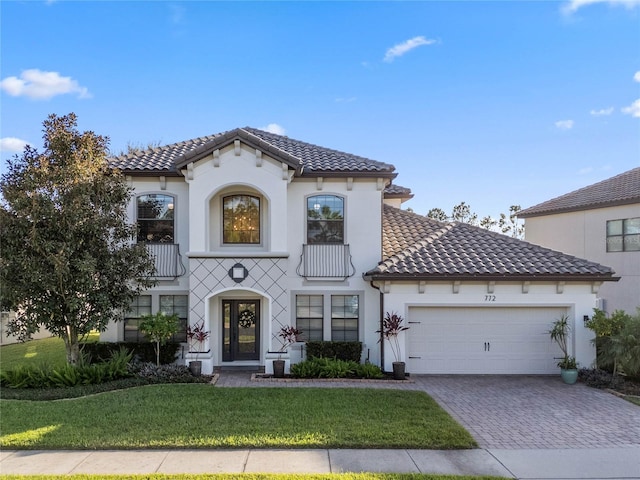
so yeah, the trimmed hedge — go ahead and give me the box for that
[81,341,181,365]
[305,341,362,362]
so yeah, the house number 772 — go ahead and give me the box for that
[484,295,496,302]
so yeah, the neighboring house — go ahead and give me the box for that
[0,311,52,345]
[102,127,616,374]
[519,167,639,316]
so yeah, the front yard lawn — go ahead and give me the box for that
[0,384,476,450]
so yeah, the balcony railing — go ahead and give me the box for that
[296,244,355,280]
[145,243,187,279]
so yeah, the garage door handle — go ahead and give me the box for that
[408,356,421,359]
[408,321,421,324]
[484,342,491,351]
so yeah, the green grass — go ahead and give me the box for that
[0,333,99,371]
[0,475,506,480]
[625,396,640,406]
[0,384,476,450]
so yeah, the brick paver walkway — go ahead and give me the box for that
[215,372,640,449]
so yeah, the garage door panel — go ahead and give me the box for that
[407,307,566,374]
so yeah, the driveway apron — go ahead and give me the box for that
[413,375,640,449]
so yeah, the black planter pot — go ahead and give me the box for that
[273,359,285,378]
[189,361,202,376]
[392,361,406,380]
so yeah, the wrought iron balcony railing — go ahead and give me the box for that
[145,243,187,279]
[296,244,355,280]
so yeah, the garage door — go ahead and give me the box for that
[407,307,567,374]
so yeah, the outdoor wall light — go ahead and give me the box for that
[229,263,248,283]
[583,315,590,327]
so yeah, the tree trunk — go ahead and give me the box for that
[156,340,161,366]
[64,323,80,365]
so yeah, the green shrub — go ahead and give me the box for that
[0,348,134,389]
[305,341,362,362]
[81,341,180,365]
[290,357,383,379]
[354,362,385,379]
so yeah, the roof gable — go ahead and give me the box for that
[109,127,397,178]
[370,205,616,280]
[519,167,640,217]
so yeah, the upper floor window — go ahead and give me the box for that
[606,217,640,252]
[223,194,260,244]
[137,194,174,243]
[307,195,344,244]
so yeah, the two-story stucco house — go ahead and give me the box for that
[102,127,617,374]
[519,167,639,315]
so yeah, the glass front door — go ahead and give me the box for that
[222,300,260,361]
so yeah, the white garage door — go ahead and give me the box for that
[407,306,567,374]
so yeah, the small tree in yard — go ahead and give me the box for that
[139,312,179,367]
[0,113,156,365]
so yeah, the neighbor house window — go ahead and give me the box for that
[137,194,175,243]
[295,295,324,341]
[160,295,188,343]
[307,195,344,244]
[331,295,359,341]
[123,295,152,342]
[606,218,640,252]
[223,195,260,244]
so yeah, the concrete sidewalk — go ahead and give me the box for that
[2,447,639,478]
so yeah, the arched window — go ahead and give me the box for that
[307,195,344,244]
[223,194,260,244]
[137,194,175,243]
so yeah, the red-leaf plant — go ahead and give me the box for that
[376,311,409,363]
[186,320,210,361]
[276,325,302,358]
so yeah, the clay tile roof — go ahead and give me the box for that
[519,167,640,217]
[109,127,396,177]
[369,205,616,280]
[383,183,414,199]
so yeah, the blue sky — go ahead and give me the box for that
[1,0,639,219]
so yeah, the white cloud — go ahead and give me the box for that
[621,98,640,117]
[555,120,575,130]
[259,123,286,135]
[590,107,614,116]
[0,137,30,152]
[634,71,640,82]
[562,0,640,14]
[383,36,437,63]
[0,69,91,100]
[578,167,594,174]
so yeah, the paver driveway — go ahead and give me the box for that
[216,372,640,450]
[413,375,640,449]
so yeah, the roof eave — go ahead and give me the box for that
[519,198,640,218]
[298,170,397,179]
[363,272,619,282]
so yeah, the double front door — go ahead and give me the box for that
[222,300,260,361]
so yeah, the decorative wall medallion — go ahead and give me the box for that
[228,263,248,283]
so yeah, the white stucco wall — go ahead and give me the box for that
[379,280,599,372]
[524,204,640,314]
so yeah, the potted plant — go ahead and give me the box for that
[272,325,301,378]
[548,314,579,384]
[186,320,210,376]
[376,311,409,380]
